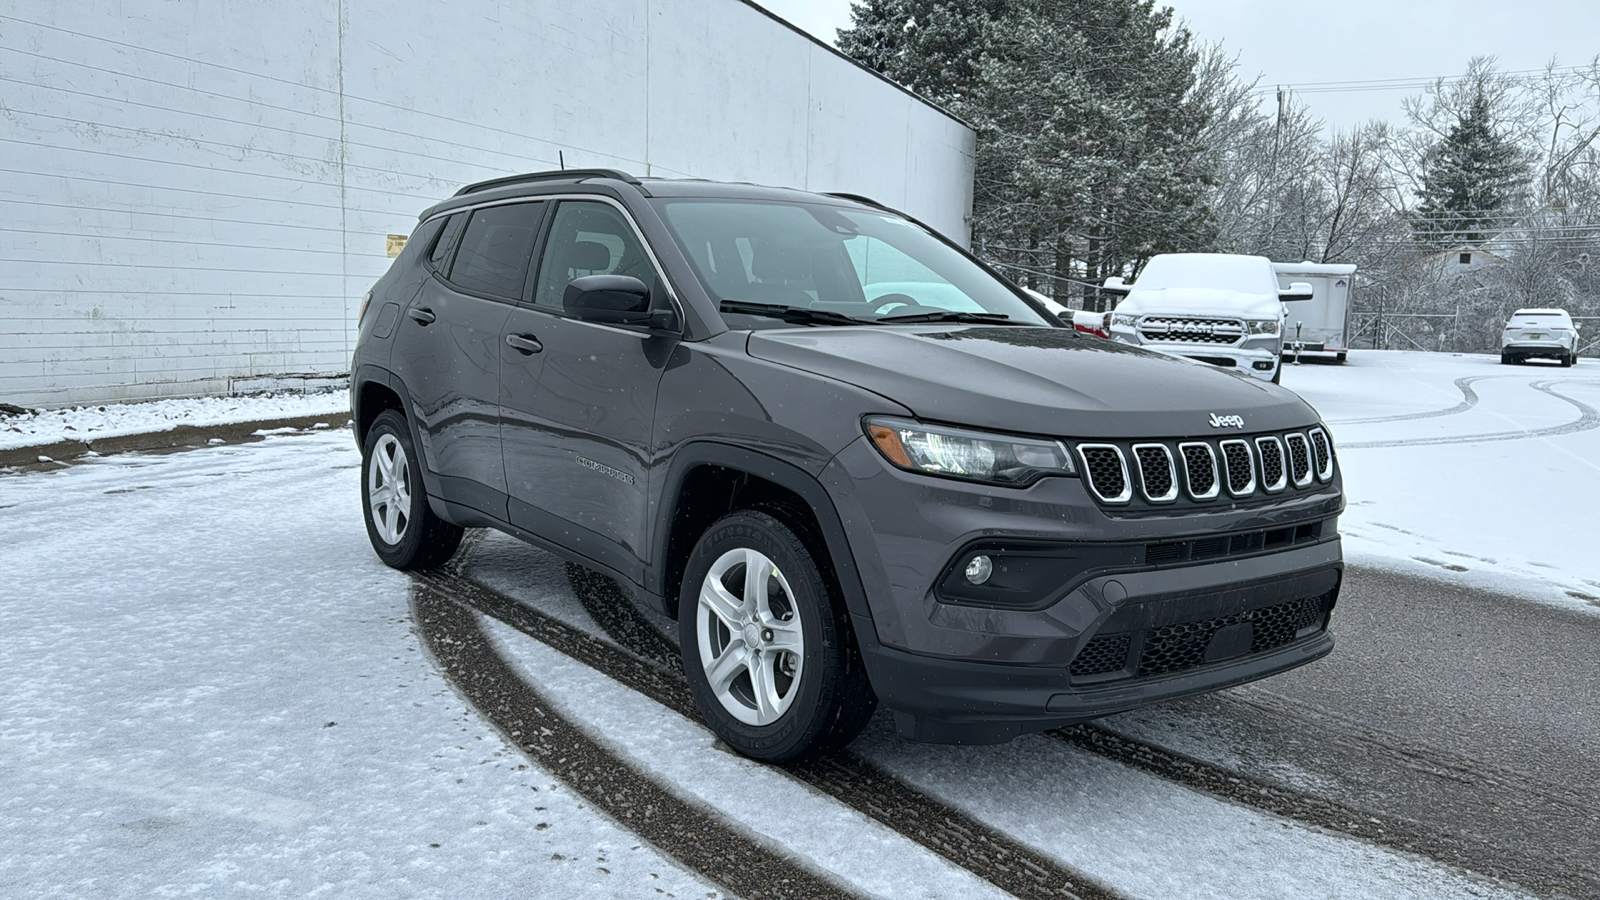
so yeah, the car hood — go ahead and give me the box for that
[1118,287,1284,320]
[746,326,1320,439]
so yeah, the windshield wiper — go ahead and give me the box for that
[718,300,867,326]
[874,311,1021,325]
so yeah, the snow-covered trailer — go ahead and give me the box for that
[1273,262,1357,362]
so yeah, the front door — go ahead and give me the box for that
[500,199,678,582]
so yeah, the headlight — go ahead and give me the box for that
[1247,319,1281,335]
[1111,313,1139,328]
[865,417,1075,487]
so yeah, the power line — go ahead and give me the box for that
[1249,64,1595,97]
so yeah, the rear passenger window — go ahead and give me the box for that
[428,213,467,273]
[447,203,545,301]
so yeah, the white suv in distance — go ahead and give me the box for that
[1501,308,1580,366]
[1104,254,1313,383]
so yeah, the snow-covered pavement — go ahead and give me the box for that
[0,431,720,899]
[1281,350,1600,611]
[1,417,1542,898]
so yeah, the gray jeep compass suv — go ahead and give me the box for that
[352,169,1344,762]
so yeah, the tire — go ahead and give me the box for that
[1500,351,1512,365]
[1335,351,1348,364]
[361,409,463,570]
[678,510,875,762]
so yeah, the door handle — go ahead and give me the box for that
[407,307,437,325]
[505,333,543,355]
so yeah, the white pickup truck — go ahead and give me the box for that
[1103,253,1313,383]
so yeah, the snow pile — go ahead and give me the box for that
[0,390,351,451]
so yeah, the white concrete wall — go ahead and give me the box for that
[0,0,974,408]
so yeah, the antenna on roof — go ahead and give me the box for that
[559,151,565,171]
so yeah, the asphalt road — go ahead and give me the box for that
[1103,564,1600,899]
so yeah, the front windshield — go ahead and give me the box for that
[653,199,1052,327]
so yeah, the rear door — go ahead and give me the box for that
[391,201,546,515]
[500,198,679,582]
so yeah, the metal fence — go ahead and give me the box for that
[1348,308,1599,357]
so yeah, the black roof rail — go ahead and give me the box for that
[823,192,888,210]
[454,168,641,196]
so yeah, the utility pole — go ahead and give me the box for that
[1267,87,1286,237]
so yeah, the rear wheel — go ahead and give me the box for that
[361,409,463,570]
[1500,351,1514,365]
[678,510,874,762]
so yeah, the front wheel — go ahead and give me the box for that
[678,511,874,762]
[361,409,463,570]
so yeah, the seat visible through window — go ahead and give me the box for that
[533,201,657,310]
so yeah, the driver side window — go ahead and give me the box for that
[532,201,658,311]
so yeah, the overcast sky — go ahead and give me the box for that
[750,0,1599,132]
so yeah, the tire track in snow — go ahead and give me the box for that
[419,562,1127,900]
[1328,375,1487,425]
[411,580,861,900]
[532,549,1559,896]
[1340,379,1600,449]
[1050,725,1556,894]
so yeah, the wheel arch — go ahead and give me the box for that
[652,443,872,624]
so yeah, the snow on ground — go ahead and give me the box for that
[0,431,720,899]
[0,390,350,451]
[475,529,1530,900]
[0,425,1542,899]
[1280,350,1600,610]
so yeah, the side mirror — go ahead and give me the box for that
[1102,276,1131,295]
[1279,281,1315,302]
[564,274,677,329]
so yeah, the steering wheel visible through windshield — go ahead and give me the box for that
[652,198,1053,328]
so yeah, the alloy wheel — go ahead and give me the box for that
[367,433,411,545]
[695,547,805,726]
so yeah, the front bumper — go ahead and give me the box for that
[824,436,1343,741]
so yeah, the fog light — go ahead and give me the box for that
[1254,360,1274,371]
[964,555,993,585]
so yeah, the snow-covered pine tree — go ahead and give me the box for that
[837,0,1010,109]
[1413,87,1531,247]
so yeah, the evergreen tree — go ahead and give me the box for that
[839,0,1217,306]
[838,0,1010,108]
[1413,87,1530,246]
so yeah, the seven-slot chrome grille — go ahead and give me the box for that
[1075,428,1335,506]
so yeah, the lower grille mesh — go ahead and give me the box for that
[1069,592,1330,682]
[1137,593,1326,676]
[1069,634,1132,676]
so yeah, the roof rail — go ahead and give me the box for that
[823,191,888,210]
[454,168,641,196]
